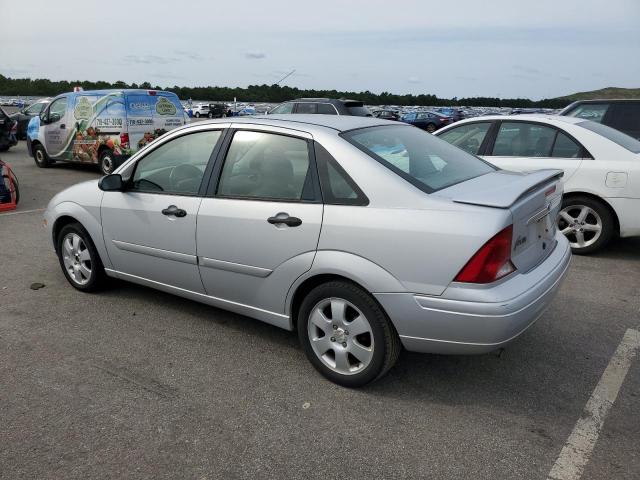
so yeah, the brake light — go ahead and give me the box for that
[148,90,157,96]
[454,225,516,283]
[120,133,130,149]
[545,185,556,196]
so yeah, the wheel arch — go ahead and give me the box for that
[562,191,620,236]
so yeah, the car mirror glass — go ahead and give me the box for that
[98,174,124,191]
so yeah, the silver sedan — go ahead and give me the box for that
[44,115,571,386]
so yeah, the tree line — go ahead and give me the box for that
[0,74,571,108]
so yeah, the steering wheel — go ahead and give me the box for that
[169,164,202,192]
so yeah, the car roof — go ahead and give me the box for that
[287,98,362,104]
[196,114,398,133]
[566,99,640,104]
[447,114,585,125]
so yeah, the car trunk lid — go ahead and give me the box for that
[436,169,564,273]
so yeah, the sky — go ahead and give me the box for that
[1,0,639,100]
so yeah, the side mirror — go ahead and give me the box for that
[98,174,124,191]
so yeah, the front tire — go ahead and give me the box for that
[99,149,116,175]
[298,281,401,387]
[33,143,51,168]
[56,223,106,292]
[426,123,436,133]
[557,196,614,254]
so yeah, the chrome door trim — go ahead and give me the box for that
[199,256,272,278]
[112,240,198,265]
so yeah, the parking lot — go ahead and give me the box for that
[1,141,638,479]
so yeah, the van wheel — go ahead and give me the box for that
[557,196,614,254]
[298,281,401,387]
[33,144,51,168]
[99,150,115,175]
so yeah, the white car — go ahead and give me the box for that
[436,115,640,253]
[191,104,210,118]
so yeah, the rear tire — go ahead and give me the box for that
[207,112,213,118]
[426,123,436,133]
[557,196,614,254]
[56,223,106,292]
[298,281,401,387]
[33,143,51,168]
[99,149,116,175]
[195,112,200,118]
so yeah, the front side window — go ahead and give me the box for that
[217,131,312,201]
[491,122,557,157]
[48,97,67,123]
[295,103,317,114]
[564,103,609,123]
[343,125,495,193]
[438,122,491,155]
[130,131,221,194]
[270,103,294,114]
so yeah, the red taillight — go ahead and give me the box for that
[120,133,130,149]
[454,225,516,283]
[545,185,556,197]
[147,90,157,96]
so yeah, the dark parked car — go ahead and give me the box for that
[401,111,452,133]
[268,98,372,116]
[435,107,465,122]
[372,110,400,121]
[0,107,18,152]
[10,99,50,139]
[207,103,227,118]
[560,99,640,139]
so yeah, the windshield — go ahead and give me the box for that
[578,121,640,153]
[342,125,495,193]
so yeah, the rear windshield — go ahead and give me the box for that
[578,121,640,153]
[344,103,372,117]
[342,125,495,193]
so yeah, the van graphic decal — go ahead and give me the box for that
[156,97,177,116]
[73,97,94,120]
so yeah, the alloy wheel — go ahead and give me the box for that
[62,233,92,285]
[557,205,602,249]
[307,297,374,376]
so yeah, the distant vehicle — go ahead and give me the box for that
[191,104,210,118]
[560,99,640,140]
[268,98,372,116]
[10,99,50,139]
[436,107,465,122]
[27,89,186,175]
[372,110,400,121]
[401,111,452,133]
[45,115,569,386]
[207,103,227,118]
[436,114,640,253]
[0,107,18,152]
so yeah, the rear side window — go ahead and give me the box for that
[578,121,640,153]
[217,131,313,201]
[606,103,640,137]
[438,122,491,155]
[342,125,495,193]
[491,122,556,157]
[551,132,581,158]
[317,104,338,115]
[564,103,609,123]
[345,103,372,117]
[314,142,367,205]
[295,103,317,114]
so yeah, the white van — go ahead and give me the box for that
[27,89,186,174]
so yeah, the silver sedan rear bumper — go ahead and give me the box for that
[375,232,571,354]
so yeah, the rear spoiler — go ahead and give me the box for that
[444,169,564,209]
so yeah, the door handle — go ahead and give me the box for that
[162,205,187,217]
[267,213,302,227]
[60,124,66,129]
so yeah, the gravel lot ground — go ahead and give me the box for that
[1,141,639,480]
